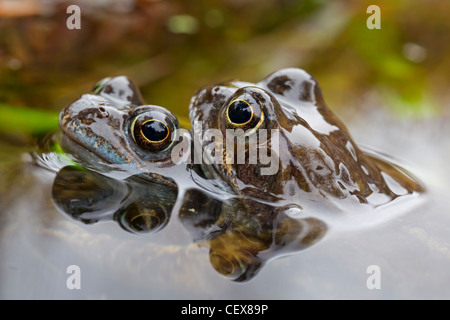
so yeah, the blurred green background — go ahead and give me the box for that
[0,0,449,145]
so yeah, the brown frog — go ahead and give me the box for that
[189,67,424,210]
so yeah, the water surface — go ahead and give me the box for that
[1,109,449,299]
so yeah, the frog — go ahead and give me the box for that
[58,76,188,187]
[188,67,424,210]
[55,75,327,282]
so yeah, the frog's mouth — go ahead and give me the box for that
[58,129,146,185]
[59,132,115,168]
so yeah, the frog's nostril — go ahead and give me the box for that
[97,106,110,118]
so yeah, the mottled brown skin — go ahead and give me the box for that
[58,76,183,189]
[189,68,424,206]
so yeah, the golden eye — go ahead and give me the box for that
[224,93,264,133]
[131,110,176,153]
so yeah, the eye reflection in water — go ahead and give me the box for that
[51,166,327,282]
[51,166,177,234]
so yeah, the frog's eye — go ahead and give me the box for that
[131,109,177,153]
[225,94,264,133]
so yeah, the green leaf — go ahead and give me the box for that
[0,104,59,136]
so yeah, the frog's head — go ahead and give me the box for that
[189,68,423,205]
[59,76,184,183]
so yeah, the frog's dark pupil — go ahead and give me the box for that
[141,120,169,142]
[228,100,252,124]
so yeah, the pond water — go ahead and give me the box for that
[1,108,449,299]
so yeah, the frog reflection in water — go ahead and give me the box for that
[187,68,425,279]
